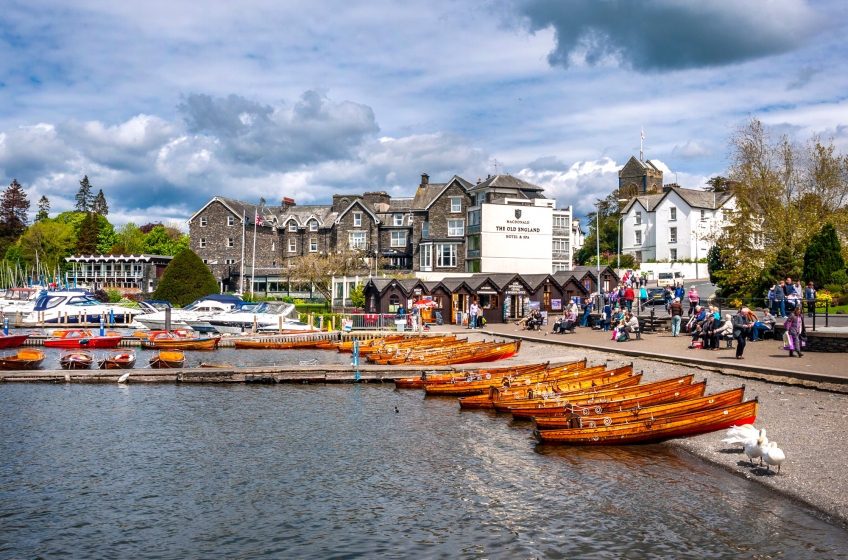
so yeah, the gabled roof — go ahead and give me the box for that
[667,187,733,210]
[622,193,665,214]
[411,175,474,211]
[467,174,543,193]
[334,198,381,225]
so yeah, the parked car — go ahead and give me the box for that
[646,288,667,305]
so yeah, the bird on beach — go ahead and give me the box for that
[743,429,769,467]
[763,442,786,474]
[722,424,758,446]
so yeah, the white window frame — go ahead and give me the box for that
[450,197,462,213]
[635,211,641,225]
[199,237,207,248]
[353,213,362,227]
[310,238,318,252]
[421,221,429,239]
[701,209,707,220]
[553,239,569,253]
[669,227,677,243]
[391,231,406,247]
[419,244,432,270]
[200,216,207,227]
[393,213,403,226]
[227,238,234,247]
[227,215,234,226]
[447,219,464,237]
[670,248,677,261]
[288,221,297,232]
[288,239,297,253]
[436,244,457,267]
[310,220,318,232]
[669,207,676,221]
[553,215,569,228]
[349,231,366,249]
[635,231,642,246]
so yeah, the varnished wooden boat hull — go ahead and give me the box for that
[493,372,646,413]
[394,340,521,366]
[141,337,219,350]
[0,349,45,370]
[149,351,186,368]
[532,387,746,430]
[394,362,552,389]
[234,338,333,350]
[534,399,758,445]
[98,352,137,369]
[60,351,94,370]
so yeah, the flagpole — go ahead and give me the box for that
[240,210,246,295]
[640,127,644,162]
[251,209,258,297]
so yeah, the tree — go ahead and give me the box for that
[143,225,175,255]
[91,189,108,216]
[36,195,50,222]
[288,249,369,300]
[803,222,845,288]
[20,220,76,271]
[75,176,94,213]
[76,212,100,254]
[707,245,724,285]
[704,176,733,192]
[576,191,622,266]
[0,179,30,239]
[153,249,220,306]
[349,283,365,309]
[114,222,147,254]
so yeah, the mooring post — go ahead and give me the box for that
[99,316,105,337]
[3,316,8,335]
[353,337,360,381]
[165,307,171,332]
[109,309,114,325]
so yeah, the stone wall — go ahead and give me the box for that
[424,182,472,272]
[333,201,380,253]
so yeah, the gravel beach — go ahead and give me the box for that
[451,333,848,528]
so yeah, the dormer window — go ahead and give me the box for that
[393,213,403,226]
[354,213,362,227]
[310,220,318,231]
[289,221,297,232]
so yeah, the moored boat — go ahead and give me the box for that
[97,350,137,369]
[234,337,335,350]
[44,329,122,349]
[139,330,220,350]
[0,333,30,348]
[149,351,186,368]
[0,348,45,370]
[534,399,758,445]
[60,350,94,370]
[394,362,552,389]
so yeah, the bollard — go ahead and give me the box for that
[3,316,8,335]
[109,309,114,325]
[165,307,172,331]
[319,316,323,330]
[331,316,335,332]
[353,337,360,381]
[278,316,283,334]
[99,316,105,337]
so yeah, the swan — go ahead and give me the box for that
[743,429,769,467]
[763,442,786,474]
[723,424,758,446]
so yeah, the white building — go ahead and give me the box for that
[621,186,735,264]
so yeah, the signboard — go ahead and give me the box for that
[551,298,562,311]
[479,203,553,274]
[505,281,526,295]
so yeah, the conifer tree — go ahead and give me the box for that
[92,189,109,216]
[75,176,94,213]
[0,179,30,239]
[153,249,220,306]
[36,195,50,222]
[76,212,100,254]
[803,222,845,288]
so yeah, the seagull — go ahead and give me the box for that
[763,442,786,474]
[394,406,399,413]
[723,424,758,446]
[743,429,769,467]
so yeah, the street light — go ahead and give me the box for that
[617,216,624,274]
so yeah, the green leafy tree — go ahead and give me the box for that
[36,195,50,222]
[91,189,109,216]
[75,176,94,213]
[76,212,99,254]
[349,282,365,309]
[707,245,724,284]
[803,222,845,288]
[20,220,76,271]
[153,249,220,306]
[4,244,24,266]
[576,192,622,266]
[114,222,147,254]
[143,225,174,255]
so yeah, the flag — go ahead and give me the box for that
[256,214,263,226]
[641,128,644,141]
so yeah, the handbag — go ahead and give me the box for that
[783,332,793,350]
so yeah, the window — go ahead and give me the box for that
[393,213,403,226]
[349,231,366,249]
[670,249,677,261]
[227,238,234,247]
[389,294,400,312]
[408,215,413,225]
[419,244,432,269]
[225,258,236,265]
[553,215,569,228]
[391,231,406,247]
[552,263,569,272]
[635,211,642,225]
[310,238,318,252]
[467,235,480,250]
[353,213,362,227]
[310,220,318,231]
[200,216,207,227]
[701,209,707,220]
[669,227,677,243]
[635,231,642,245]
[288,239,297,253]
[553,239,569,254]
[228,215,234,226]
[468,209,480,227]
[200,237,207,248]
[202,259,208,264]
[450,197,462,213]
[436,244,457,267]
[669,207,676,221]
[288,221,297,232]
[421,221,429,239]
[448,219,464,237]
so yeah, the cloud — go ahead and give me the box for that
[786,65,822,90]
[671,140,712,160]
[516,157,621,215]
[514,0,820,71]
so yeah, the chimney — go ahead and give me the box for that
[477,177,481,184]
[281,197,296,212]
[420,173,429,187]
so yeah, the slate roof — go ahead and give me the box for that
[467,174,544,193]
[622,193,665,214]
[622,186,734,214]
[200,196,338,228]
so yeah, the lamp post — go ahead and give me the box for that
[617,216,624,274]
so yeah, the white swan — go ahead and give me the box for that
[743,429,769,467]
[723,424,758,446]
[763,442,786,474]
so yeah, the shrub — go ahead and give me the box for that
[152,249,220,307]
[106,289,122,303]
[816,291,834,308]
[825,284,843,295]
[831,270,848,286]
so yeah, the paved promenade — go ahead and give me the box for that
[433,320,848,388]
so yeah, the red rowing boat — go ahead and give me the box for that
[44,329,122,349]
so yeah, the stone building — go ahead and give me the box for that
[618,156,664,197]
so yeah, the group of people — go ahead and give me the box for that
[466,300,484,329]
[768,277,816,318]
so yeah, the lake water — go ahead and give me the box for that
[1,384,845,559]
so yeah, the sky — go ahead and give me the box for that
[1,0,847,228]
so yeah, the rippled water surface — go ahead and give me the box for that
[1,384,845,559]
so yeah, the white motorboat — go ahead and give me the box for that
[0,287,40,318]
[23,290,141,325]
[203,301,308,334]
[132,295,242,331]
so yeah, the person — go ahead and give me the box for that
[601,302,612,331]
[669,297,684,337]
[786,290,799,317]
[687,287,700,317]
[623,312,640,340]
[675,283,684,300]
[773,281,786,317]
[639,286,648,311]
[694,305,706,323]
[701,314,718,350]
[663,286,673,312]
[624,285,635,312]
[785,306,804,357]
[805,282,817,317]
[580,297,594,327]
[476,303,484,329]
[688,315,705,348]
[557,309,577,334]
[767,285,775,316]
[732,306,753,359]
[715,313,734,348]
[751,308,776,341]
[468,300,479,329]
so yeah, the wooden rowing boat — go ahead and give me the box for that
[0,348,45,370]
[335,335,408,352]
[533,399,758,445]
[532,387,746,430]
[140,331,220,350]
[45,329,122,349]
[425,357,590,397]
[60,350,94,369]
[97,350,137,369]
[492,370,647,412]
[354,336,458,355]
[394,361,554,389]
[504,374,696,417]
[234,337,334,350]
[389,340,521,366]
[149,351,186,368]
[366,338,474,362]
